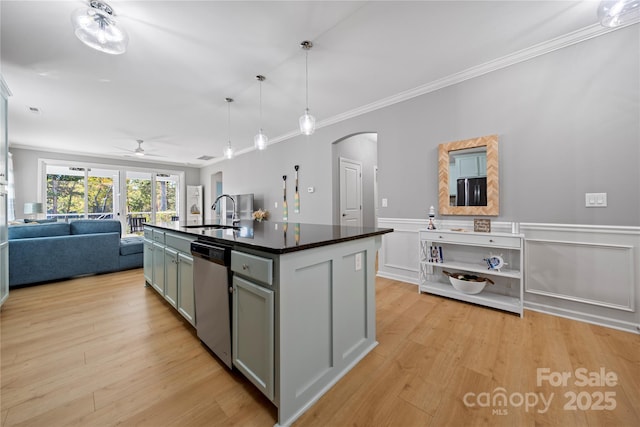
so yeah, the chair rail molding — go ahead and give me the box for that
[377,218,640,334]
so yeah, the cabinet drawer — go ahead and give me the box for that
[165,233,195,253]
[152,229,165,244]
[231,251,273,286]
[143,228,153,240]
[421,231,521,248]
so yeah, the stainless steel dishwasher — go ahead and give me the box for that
[191,240,233,369]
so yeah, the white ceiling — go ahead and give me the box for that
[1,1,607,167]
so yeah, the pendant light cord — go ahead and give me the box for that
[305,50,309,110]
[227,100,231,143]
[259,79,263,126]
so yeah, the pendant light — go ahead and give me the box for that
[254,75,268,150]
[224,98,234,159]
[71,1,128,55]
[597,0,640,27]
[299,40,316,136]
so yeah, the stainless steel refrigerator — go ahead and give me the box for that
[457,177,487,206]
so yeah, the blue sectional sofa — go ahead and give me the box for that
[8,220,143,287]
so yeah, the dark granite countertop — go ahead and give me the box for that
[145,220,393,254]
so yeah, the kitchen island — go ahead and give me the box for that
[143,220,392,426]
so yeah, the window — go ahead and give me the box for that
[40,160,183,234]
[45,166,118,220]
[155,173,179,222]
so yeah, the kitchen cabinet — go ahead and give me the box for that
[144,226,196,325]
[232,274,274,401]
[0,76,9,308]
[143,238,153,284]
[176,252,195,325]
[164,247,179,307]
[231,250,275,401]
[151,241,165,294]
[419,229,523,316]
[457,153,486,177]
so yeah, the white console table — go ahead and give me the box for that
[419,229,524,316]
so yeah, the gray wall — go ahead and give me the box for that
[9,147,201,217]
[201,26,639,227]
[201,133,334,224]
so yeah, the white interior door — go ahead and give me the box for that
[339,157,362,227]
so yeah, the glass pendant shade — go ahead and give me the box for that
[299,109,316,135]
[598,0,640,27]
[71,1,128,55]
[223,97,234,159]
[299,40,316,136]
[224,142,234,159]
[254,129,268,150]
[254,75,268,150]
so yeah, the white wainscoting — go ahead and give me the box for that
[376,218,425,284]
[377,218,640,334]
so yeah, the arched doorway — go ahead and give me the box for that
[331,133,378,227]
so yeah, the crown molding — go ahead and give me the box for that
[319,22,634,129]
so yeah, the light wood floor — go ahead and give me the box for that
[1,270,638,426]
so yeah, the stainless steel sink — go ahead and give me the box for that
[183,224,240,230]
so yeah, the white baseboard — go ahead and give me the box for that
[376,270,418,285]
[525,301,640,335]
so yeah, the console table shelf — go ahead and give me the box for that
[419,229,524,317]
[419,280,521,313]
[424,260,521,279]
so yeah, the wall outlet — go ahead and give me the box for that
[355,253,362,271]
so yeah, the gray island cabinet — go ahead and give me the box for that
[143,220,392,426]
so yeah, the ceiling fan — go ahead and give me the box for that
[114,139,164,158]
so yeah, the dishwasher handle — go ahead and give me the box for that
[190,241,230,266]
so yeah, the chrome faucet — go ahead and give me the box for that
[211,194,239,224]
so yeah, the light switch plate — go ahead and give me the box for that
[381,198,388,207]
[585,193,607,207]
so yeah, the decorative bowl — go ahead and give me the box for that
[449,276,487,294]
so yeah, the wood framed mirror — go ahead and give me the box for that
[438,134,499,216]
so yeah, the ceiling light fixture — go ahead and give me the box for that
[299,40,316,136]
[597,0,640,27]
[71,1,129,55]
[224,98,235,160]
[134,139,145,156]
[254,75,268,151]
